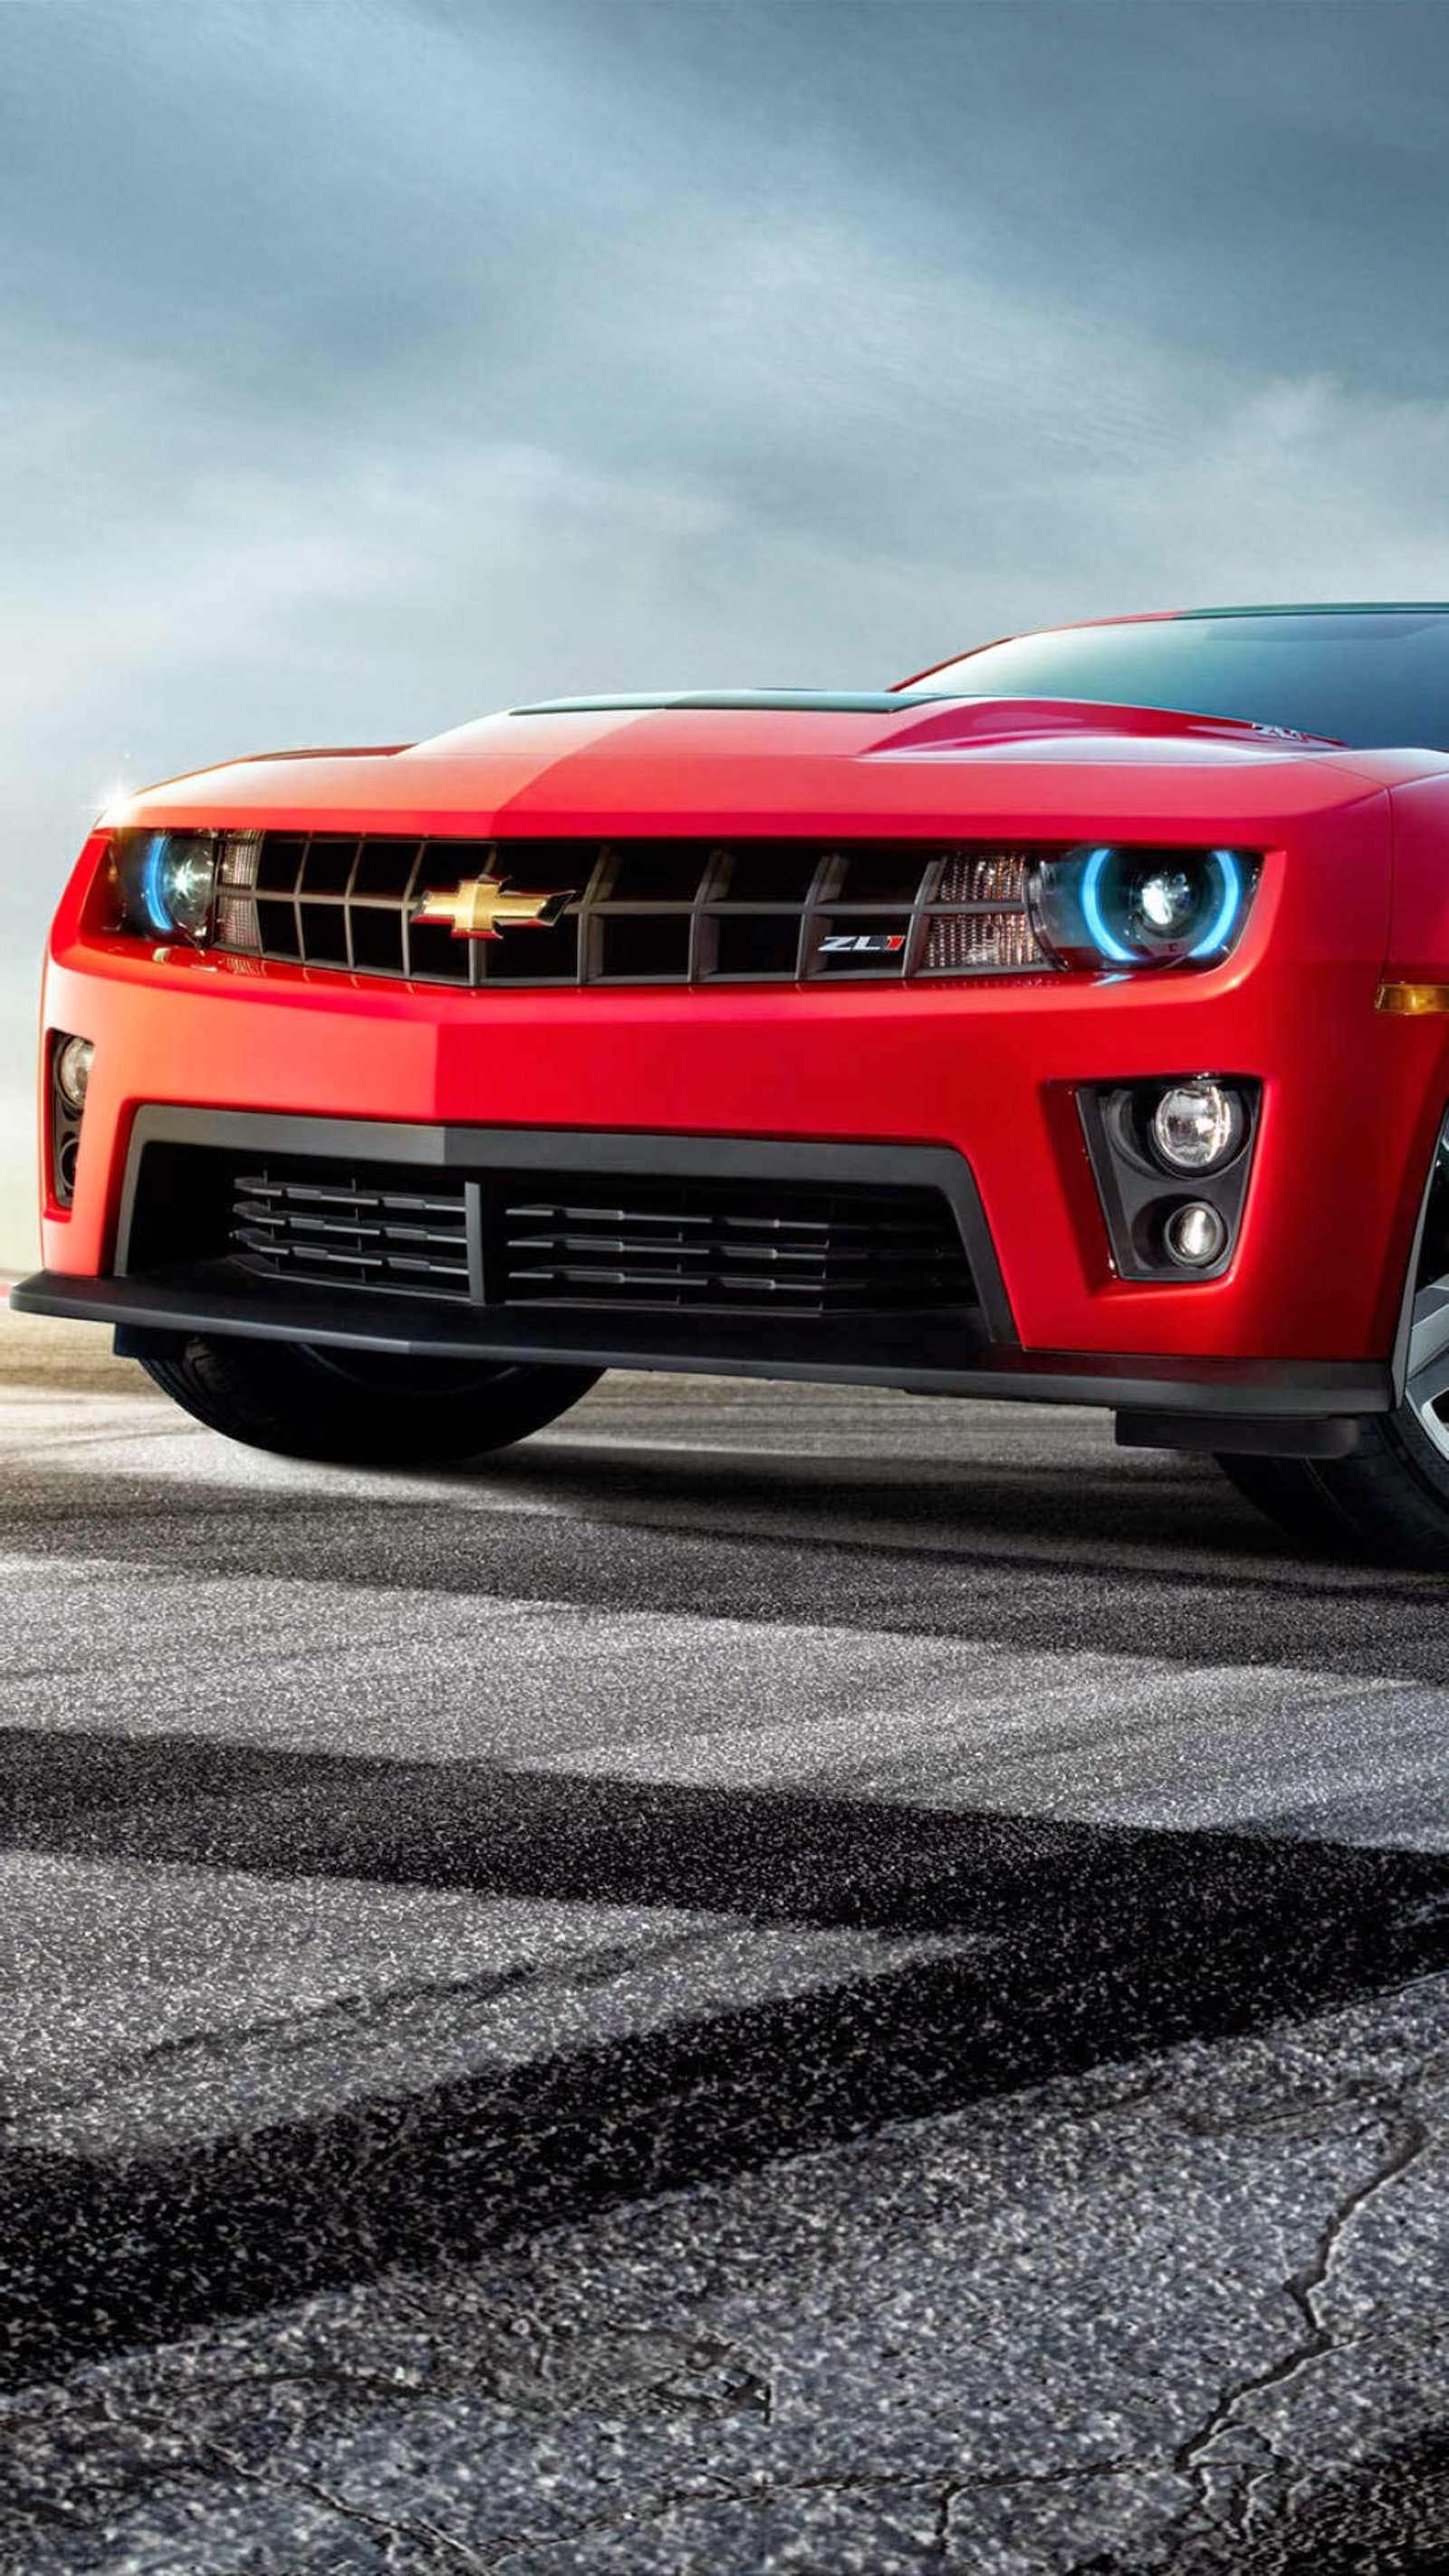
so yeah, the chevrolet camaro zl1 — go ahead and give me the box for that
[15,603,1449,1565]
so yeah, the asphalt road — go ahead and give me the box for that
[3,1305,1449,2575]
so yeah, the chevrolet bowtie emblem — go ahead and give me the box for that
[413,872,568,940]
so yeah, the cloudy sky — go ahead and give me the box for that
[4,0,1449,1257]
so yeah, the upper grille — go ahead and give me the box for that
[227,1158,974,1316]
[205,834,1052,986]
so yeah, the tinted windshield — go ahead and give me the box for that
[914,610,1449,749]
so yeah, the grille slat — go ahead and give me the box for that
[231,1168,474,1298]
[206,835,1051,986]
[494,1175,973,1312]
[227,1161,975,1317]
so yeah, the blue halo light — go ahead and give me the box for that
[1080,846,1137,965]
[1079,844,1243,966]
[1186,849,1243,960]
[140,832,173,937]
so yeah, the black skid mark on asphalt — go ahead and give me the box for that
[8,1728,1449,1937]
[3,1735,1449,2386]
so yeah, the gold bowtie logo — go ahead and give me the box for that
[413,872,568,940]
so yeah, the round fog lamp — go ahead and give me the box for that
[1164,1201,1228,1269]
[55,1036,94,1111]
[1150,1080,1243,1175]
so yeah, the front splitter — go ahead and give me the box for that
[12,1265,1394,1435]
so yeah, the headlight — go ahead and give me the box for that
[1029,844,1255,971]
[113,831,218,944]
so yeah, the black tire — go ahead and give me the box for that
[137,1332,601,1466]
[1216,1399,1449,1570]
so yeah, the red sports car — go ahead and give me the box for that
[16,604,1449,1564]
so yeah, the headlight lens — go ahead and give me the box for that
[113,831,218,944]
[1030,845,1254,971]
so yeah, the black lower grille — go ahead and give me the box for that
[226,1160,974,1318]
[233,1169,474,1301]
[497,1177,971,1312]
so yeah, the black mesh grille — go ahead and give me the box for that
[227,1159,974,1317]
[198,834,1051,986]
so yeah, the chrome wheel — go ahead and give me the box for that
[1215,1136,1449,1566]
[1417,1387,1449,1464]
[1406,1282,1449,1465]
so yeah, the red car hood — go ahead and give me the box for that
[108,694,1435,843]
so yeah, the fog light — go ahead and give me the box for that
[54,1036,94,1110]
[1164,1201,1228,1268]
[1150,1080,1243,1175]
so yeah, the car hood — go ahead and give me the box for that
[107,692,1436,842]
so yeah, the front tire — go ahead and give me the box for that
[1217,1392,1449,1570]
[137,1333,601,1466]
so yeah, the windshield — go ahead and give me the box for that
[912,609,1449,750]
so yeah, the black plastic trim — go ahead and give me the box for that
[9,1267,1393,1418]
[110,1109,1018,1345]
[47,1033,87,1209]
[1116,1410,1367,1459]
[1078,1077,1262,1284]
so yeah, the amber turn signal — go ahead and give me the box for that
[1377,983,1449,1015]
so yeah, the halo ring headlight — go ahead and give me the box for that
[140,832,172,937]
[1080,847,1136,966]
[1030,843,1253,972]
[121,831,218,945]
[1187,851,1244,962]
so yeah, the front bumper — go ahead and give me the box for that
[12,1107,1395,1453]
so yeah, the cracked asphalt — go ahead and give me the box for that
[3,1306,1449,2574]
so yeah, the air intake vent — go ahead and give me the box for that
[233,1169,473,1299]
[497,1177,973,1312]
[226,1159,974,1317]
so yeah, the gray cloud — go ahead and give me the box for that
[4,0,1449,1256]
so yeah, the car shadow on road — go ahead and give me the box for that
[4,1726,1449,2388]
[484,1428,1275,1555]
[4,1450,1445,1677]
